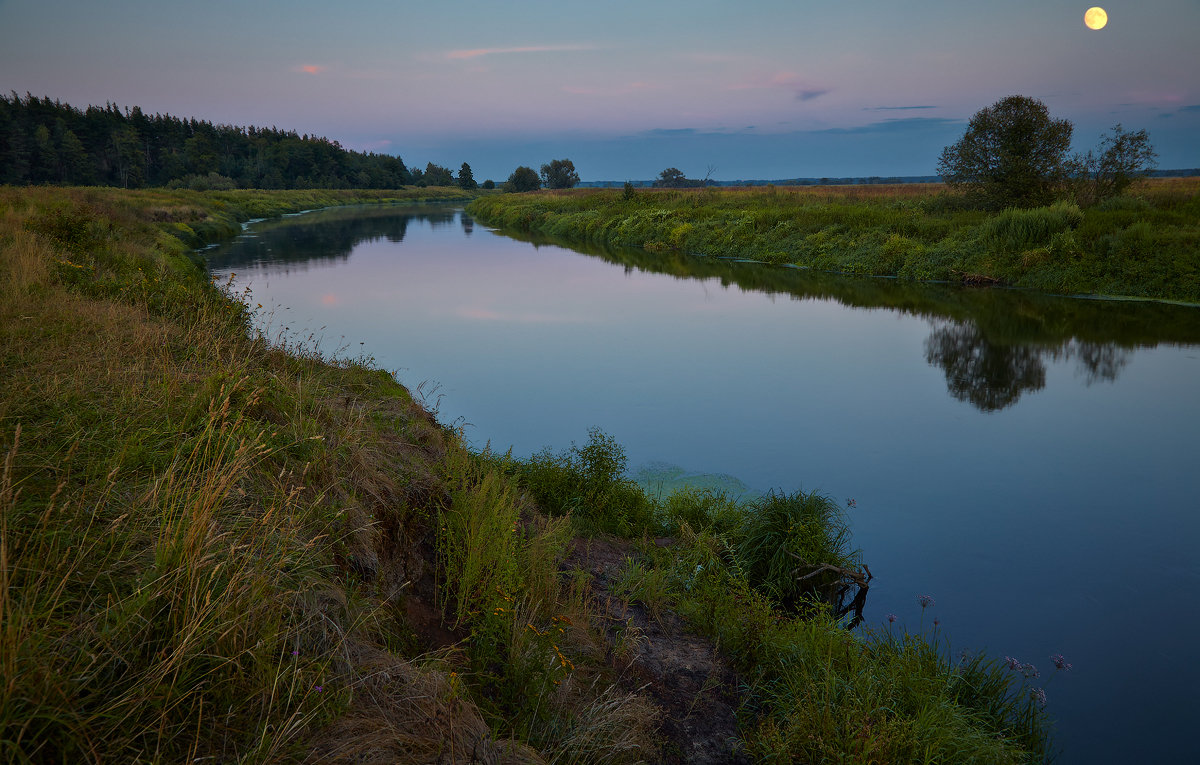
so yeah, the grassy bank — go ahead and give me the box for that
[467,179,1200,303]
[2,186,1055,762]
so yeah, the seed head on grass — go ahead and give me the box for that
[1050,653,1072,671]
[917,594,935,609]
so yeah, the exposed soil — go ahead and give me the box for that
[563,536,750,765]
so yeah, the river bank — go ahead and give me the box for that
[2,186,1055,762]
[466,179,1200,304]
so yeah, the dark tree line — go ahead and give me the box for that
[0,93,463,190]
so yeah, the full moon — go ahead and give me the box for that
[1085,6,1108,30]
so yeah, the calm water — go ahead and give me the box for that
[206,205,1200,764]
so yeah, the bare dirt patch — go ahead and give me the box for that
[564,536,750,765]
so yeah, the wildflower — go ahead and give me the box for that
[1050,654,1072,671]
[917,594,935,609]
[886,613,897,623]
[314,685,324,693]
[1030,687,1047,708]
[291,650,299,656]
[1021,663,1040,679]
[1004,656,1022,671]
[846,498,857,508]
[933,618,940,627]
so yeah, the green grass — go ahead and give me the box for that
[467,179,1200,303]
[501,444,1057,763]
[2,185,1058,763]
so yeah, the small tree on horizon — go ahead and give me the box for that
[457,162,477,190]
[504,166,541,192]
[540,158,580,189]
[1069,124,1157,205]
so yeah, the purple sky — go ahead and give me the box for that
[2,0,1197,181]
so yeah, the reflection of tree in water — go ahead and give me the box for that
[924,320,1130,412]
[205,208,468,271]
[460,212,474,237]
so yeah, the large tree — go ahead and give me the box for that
[424,162,454,186]
[539,158,579,189]
[457,162,477,190]
[504,165,541,192]
[937,95,1073,208]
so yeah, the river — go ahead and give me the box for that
[205,204,1200,764]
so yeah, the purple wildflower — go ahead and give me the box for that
[917,594,935,609]
[846,498,857,508]
[1004,656,1023,671]
[291,650,299,656]
[1050,654,1072,672]
[1021,663,1040,679]
[933,618,940,627]
[1030,688,1047,708]
[314,685,324,693]
[887,613,897,623]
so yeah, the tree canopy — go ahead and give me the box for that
[0,93,473,191]
[938,95,1157,209]
[652,167,705,188]
[457,162,477,190]
[540,158,580,189]
[504,166,541,193]
[937,95,1074,208]
[1069,124,1157,205]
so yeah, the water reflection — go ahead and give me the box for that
[924,322,1130,412]
[205,206,1200,414]
[205,205,457,271]
[202,205,1200,764]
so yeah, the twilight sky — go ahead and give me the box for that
[2,0,1197,181]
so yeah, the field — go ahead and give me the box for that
[468,178,1200,304]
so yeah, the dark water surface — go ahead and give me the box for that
[206,205,1200,764]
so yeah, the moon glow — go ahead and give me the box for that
[1085,7,1108,30]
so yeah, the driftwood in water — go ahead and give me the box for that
[786,550,873,629]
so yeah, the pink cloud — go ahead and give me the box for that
[297,64,325,75]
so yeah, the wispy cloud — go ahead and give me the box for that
[819,117,962,135]
[728,71,830,102]
[446,44,599,60]
[865,105,938,111]
[1178,104,1200,113]
[295,64,325,74]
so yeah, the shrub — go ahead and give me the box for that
[732,489,858,609]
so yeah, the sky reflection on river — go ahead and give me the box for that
[207,206,1200,764]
